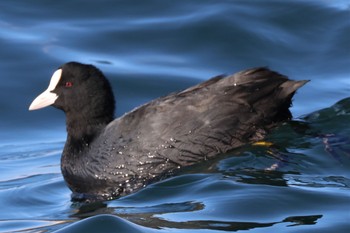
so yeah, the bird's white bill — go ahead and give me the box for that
[29,90,58,110]
[28,69,62,111]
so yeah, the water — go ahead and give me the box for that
[0,0,349,232]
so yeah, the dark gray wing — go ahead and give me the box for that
[104,67,306,165]
[90,67,306,196]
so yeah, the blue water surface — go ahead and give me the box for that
[0,0,349,232]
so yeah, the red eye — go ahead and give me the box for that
[65,82,73,87]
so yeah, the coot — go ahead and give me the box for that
[29,62,307,202]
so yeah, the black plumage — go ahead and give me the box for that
[29,62,307,202]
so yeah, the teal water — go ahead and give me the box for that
[0,0,349,232]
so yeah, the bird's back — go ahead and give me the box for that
[89,67,307,195]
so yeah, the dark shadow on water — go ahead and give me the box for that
[71,201,205,219]
[134,214,323,231]
[65,201,323,232]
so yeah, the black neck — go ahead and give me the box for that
[64,113,113,154]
